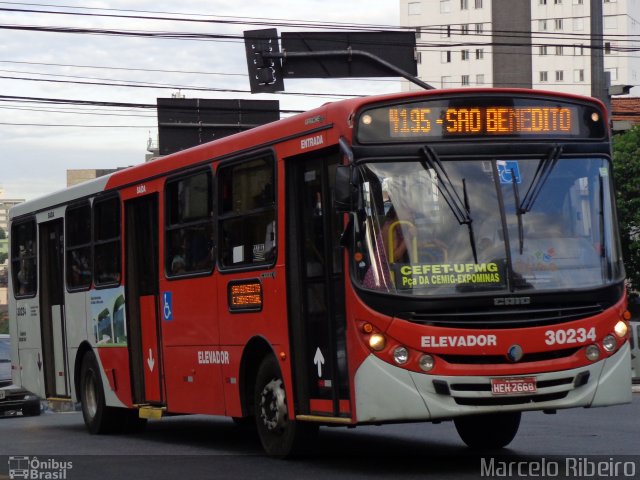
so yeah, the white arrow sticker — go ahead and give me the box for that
[313,347,325,378]
[147,348,155,372]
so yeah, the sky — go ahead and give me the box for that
[0,0,401,201]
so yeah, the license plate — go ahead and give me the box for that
[491,377,537,395]
[0,390,5,400]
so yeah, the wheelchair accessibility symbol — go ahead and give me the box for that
[497,160,522,185]
[163,292,173,321]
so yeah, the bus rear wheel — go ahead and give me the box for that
[253,355,318,457]
[79,351,128,434]
[454,411,521,449]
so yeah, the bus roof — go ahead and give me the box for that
[105,87,606,191]
[10,173,113,220]
[9,88,606,220]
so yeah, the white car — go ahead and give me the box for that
[0,334,41,416]
[0,334,12,387]
[631,321,640,384]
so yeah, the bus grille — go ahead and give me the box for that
[400,304,604,329]
[450,377,574,391]
[453,392,568,406]
[440,347,579,365]
[434,372,588,407]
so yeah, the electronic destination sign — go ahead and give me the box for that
[356,96,606,143]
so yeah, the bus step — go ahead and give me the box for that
[295,414,352,425]
[46,397,77,413]
[138,406,166,419]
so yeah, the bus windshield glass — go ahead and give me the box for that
[354,157,622,295]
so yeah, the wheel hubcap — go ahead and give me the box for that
[259,378,287,432]
[84,374,98,419]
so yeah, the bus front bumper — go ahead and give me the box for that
[353,342,632,423]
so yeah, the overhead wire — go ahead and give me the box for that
[0,3,637,38]
[0,2,637,127]
[0,104,157,117]
[0,3,402,31]
[0,94,306,115]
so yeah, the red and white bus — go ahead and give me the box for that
[8,88,632,456]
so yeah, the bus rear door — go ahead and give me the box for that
[38,218,70,398]
[124,194,164,405]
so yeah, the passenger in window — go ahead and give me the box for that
[256,182,274,206]
[170,233,188,275]
[16,242,36,295]
[17,259,30,295]
[171,254,186,275]
[70,250,91,287]
[264,220,276,261]
[95,246,120,284]
[313,191,322,217]
[188,231,212,270]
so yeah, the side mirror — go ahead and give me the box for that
[334,165,354,212]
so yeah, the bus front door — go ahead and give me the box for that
[287,150,351,420]
[124,194,164,405]
[38,218,69,398]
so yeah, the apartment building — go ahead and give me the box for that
[400,0,640,95]
[0,189,24,238]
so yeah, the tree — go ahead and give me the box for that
[612,126,640,294]
[0,310,8,335]
[0,227,5,239]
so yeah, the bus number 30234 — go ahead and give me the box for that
[544,327,596,346]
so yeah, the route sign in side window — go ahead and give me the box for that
[218,156,276,268]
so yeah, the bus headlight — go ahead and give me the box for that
[418,354,435,372]
[602,334,617,352]
[369,334,386,351]
[393,346,409,365]
[585,344,600,362]
[614,321,628,338]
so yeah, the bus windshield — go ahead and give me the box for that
[354,157,623,296]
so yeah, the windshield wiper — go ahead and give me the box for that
[508,164,525,255]
[598,173,606,260]
[519,145,563,214]
[511,145,563,255]
[421,146,478,263]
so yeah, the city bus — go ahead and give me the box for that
[8,88,632,457]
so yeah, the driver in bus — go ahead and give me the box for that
[363,205,416,290]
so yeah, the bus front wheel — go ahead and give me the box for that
[253,355,318,457]
[454,411,521,449]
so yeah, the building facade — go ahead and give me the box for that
[0,189,24,279]
[0,191,24,239]
[400,0,640,95]
[66,169,122,188]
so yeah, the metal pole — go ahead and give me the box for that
[264,49,436,91]
[591,0,608,106]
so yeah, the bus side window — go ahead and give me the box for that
[66,202,92,291]
[218,156,276,268]
[165,169,214,277]
[11,219,37,297]
[93,195,121,286]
